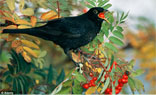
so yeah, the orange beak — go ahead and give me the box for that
[98,12,110,24]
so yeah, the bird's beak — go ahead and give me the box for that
[98,11,110,24]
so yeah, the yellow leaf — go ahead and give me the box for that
[18,25,31,29]
[21,40,39,49]
[16,46,24,54]
[31,16,37,27]
[19,0,25,10]
[16,19,31,25]
[6,0,15,11]
[85,86,97,94]
[72,52,81,63]
[23,46,38,58]
[41,10,57,20]
[11,40,21,48]
[21,8,34,16]
[22,51,31,63]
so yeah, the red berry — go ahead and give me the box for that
[83,8,88,13]
[88,83,92,87]
[92,77,97,81]
[90,80,94,83]
[123,75,128,80]
[98,13,105,19]
[113,61,117,65]
[118,83,123,87]
[116,89,120,94]
[91,82,96,86]
[105,88,111,94]
[118,79,122,83]
[82,83,89,89]
[89,72,94,77]
[113,81,116,85]
[108,91,112,95]
[116,85,122,91]
[104,74,108,79]
[121,79,128,84]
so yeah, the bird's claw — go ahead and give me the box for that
[75,62,83,73]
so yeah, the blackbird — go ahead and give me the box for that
[2,7,109,66]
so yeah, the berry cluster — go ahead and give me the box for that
[104,72,129,94]
[82,73,97,89]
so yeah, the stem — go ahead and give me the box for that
[56,1,60,18]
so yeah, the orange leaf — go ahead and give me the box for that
[7,34,19,41]
[3,25,17,30]
[41,10,58,20]
[23,46,38,58]
[31,16,37,27]
[22,51,31,63]
[2,17,15,23]
[16,46,24,54]
[11,40,21,48]
[15,19,31,25]
[48,15,59,20]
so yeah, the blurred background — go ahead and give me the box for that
[110,0,156,94]
[0,0,155,94]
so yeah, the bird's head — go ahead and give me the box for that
[87,7,109,23]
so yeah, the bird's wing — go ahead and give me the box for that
[39,17,84,38]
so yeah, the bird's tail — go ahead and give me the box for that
[2,27,39,35]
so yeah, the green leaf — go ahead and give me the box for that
[101,77,110,93]
[104,42,118,52]
[6,0,15,11]
[116,26,123,32]
[74,71,86,82]
[97,34,104,42]
[7,64,14,75]
[134,78,145,93]
[131,69,145,77]
[112,30,124,39]
[57,87,71,94]
[5,75,13,82]
[98,0,109,7]
[110,55,114,67]
[73,79,83,94]
[56,69,65,85]
[47,64,53,84]
[109,36,124,46]
[103,4,112,9]
[128,77,136,93]
[86,4,94,8]
[12,78,17,92]
[86,0,96,6]
[63,79,73,87]
[39,51,47,58]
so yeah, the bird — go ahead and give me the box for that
[2,7,109,67]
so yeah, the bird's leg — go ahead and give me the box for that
[64,49,80,67]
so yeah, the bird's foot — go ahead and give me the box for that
[75,62,83,73]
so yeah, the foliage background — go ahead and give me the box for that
[0,0,155,94]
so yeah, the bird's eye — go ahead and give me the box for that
[93,9,98,14]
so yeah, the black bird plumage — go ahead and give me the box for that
[2,7,108,66]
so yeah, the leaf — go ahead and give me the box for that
[41,10,58,21]
[21,40,39,49]
[11,40,21,48]
[6,0,15,11]
[31,16,37,27]
[15,19,31,25]
[22,51,31,63]
[19,0,25,10]
[112,30,124,39]
[109,36,124,46]
[116,26,123,32]
[56,69,65,85]
[7,64,14,75]
[5,75,13,82]
[101,77,110,93]
[16,46,24,54]
[134,78,145,93]
[104,42,118,52]
[131,69,145,77]
[73,79,83,94]
[23,46,38,58]
[85,86,97,94]
[74,71,86,82]
[47,64,53,84]
[39,51,47,58]
[57,87,71,94]
[21,8,34,16]
[103,4,112,9]
[18,25,32,29]
[1,17,15,23]
[63,79,73,87]
[86,0,96,6]
[98,0,109,7]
